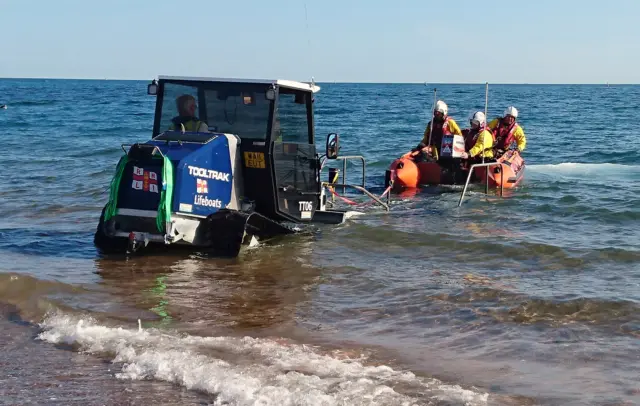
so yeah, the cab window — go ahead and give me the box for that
[273,89,311,144]
[158,83,200,133]
[155,81,272,141]
[203,87,271,140]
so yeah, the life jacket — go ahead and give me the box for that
[465,125,495,152]
[464,128,476,151]
[429,116,452,147]
[462,128,472,150]
[493,120,520,150]
[169,116,204,132]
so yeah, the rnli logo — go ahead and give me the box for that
[131,166,159,193]
[196,179,208,193]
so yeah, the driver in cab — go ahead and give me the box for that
[169,94,209,132]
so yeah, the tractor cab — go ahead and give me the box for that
[146,76,340,225]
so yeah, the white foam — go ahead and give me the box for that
[37,312,489,406]
[529,162,640,174]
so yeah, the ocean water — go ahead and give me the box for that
[0,79,638,406]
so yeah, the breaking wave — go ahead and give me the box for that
[37,311,489,406]
[527,162,640,178]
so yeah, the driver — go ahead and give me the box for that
[169,94,209,132]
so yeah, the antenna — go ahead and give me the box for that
[427,88,437,148]
[304,3,314,84]
[482,82,488,165]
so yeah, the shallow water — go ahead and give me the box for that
[0,79,638,405]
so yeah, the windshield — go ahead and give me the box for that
[154,80,273,140]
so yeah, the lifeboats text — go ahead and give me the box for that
[194,195,222,208]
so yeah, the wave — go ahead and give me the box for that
[339,223,640,268]
[0,228,96,259]
[36,311,490,406]
[6,100,58,107]
[498,297,640,327]
[433,287,640,329]
[528,162,640,177]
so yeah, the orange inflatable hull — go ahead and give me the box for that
[387,150,525,190]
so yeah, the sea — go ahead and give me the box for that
[0,79,638,406]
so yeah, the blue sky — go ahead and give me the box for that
[1,0,638,83]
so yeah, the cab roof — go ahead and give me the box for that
[157,75,321,93]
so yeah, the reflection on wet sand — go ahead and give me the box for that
[92,238,324,337]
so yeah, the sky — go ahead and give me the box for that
[1,0,639,83]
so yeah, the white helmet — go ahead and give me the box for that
[503,106,518,118]
[434,100,448,115]
[470,111,486,126]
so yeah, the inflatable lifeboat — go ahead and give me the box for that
[386,134,525,191]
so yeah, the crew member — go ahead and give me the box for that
[169,94,209,132]
[414,100,462,160]
[487,106,526,155]
[460,111,494,160]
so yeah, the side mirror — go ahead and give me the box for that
[326,133,339,159]
[147,79,158,95]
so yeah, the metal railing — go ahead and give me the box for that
[320,154,390,211]
[322,182,390,211]
[121,144,167,159]
[331,155,366,193]
[457,162,505,207]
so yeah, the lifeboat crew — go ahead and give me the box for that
[460,111,495,161]
[487,106,526,156]
[169,94,209,132]
[413,100,462,161]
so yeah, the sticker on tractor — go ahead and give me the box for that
[131,166,159,193]
[179,203,193,213]
[244,151,265,168]
[299,201,312,219]
[299,201,313,211]
[187,166,230,182]
[194,195,222,208]
[196,179,208,193]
